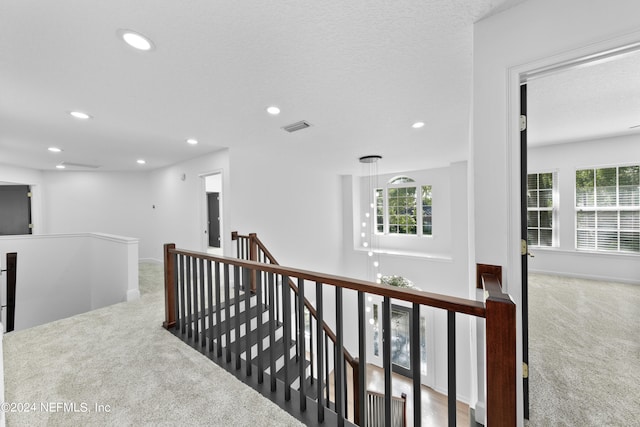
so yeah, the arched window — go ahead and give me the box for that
[388,176,415,185]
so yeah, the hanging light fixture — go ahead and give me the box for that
[359,155,382,283]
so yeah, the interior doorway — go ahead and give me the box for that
[521,44,640,422]
[207,192,220,248]
[203,173,223,256]
[0,185,32,235]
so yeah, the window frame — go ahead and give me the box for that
[374,180,433,238]
[575,164,640,253]
[527,171,557,248]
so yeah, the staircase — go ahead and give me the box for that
[188,290,314,386]
[164,239,353,426]
[162,234,518,427]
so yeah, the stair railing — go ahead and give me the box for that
[1,252,17,332]
[232,232,361,419]
[163,241,516,427]
[365,390,407,427]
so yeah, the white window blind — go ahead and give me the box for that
[575,165,640,253]
[527,172,555,247]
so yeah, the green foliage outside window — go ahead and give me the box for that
[527,172,554,247]
[375,188,384,233]
[388,187,417,234]
[374,176,433,237]
[576,165,639,253]
[422,185,432,236]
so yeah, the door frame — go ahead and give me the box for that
[507,33,640,422]
[199,170,224,254]
[519,83,529,419]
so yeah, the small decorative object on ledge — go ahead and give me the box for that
[381,275,414,288]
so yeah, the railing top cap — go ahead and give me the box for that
[166,244,489,318]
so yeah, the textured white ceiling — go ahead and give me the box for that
[528,50,640,147]
[1,0,531,174]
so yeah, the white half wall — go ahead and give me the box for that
[0,233,139,331]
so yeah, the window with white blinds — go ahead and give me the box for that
[575,165,640,253]
[527,172,555,247]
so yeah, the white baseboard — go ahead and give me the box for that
[139,258,163,265]
[127,289,141,301]
[474,401,486,425]
[529,268,640,285]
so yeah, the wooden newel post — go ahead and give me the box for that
[249,233,258,293]
[485,288,517,426]
[163,243,176,330]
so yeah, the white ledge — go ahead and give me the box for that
[354,247,453,262]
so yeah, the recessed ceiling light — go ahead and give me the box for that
[48,147,63,153]
[412,121,425,129]
[70,111,92,120]
[118,29,154,51]
[186,138,198,145]
[267,106,281,115]
[56,165,66,169]
[137,159,146,165]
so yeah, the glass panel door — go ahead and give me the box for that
[390,305,412,377]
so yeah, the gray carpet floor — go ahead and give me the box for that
[2,262,304,427]
[527,273,640,426]
[6,265,637,426]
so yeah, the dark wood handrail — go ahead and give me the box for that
[232,232,487,425]
[163,243,516,426]
[173,245,487,318]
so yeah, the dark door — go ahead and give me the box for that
[520,83,530,419]
[207,192,220,248]
[0,185,32,235]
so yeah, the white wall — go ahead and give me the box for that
[0,233,138,331]
[528,135,640,283]
[145,149,230,261]
[227,145,344,275]
[41,171,151,256]
[90,233,141,304]
[355,166,453,257]
[341,161,474,402]
[473,1,640,424]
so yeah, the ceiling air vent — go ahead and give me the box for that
[282,120,312,133]
[60,162,101,169]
